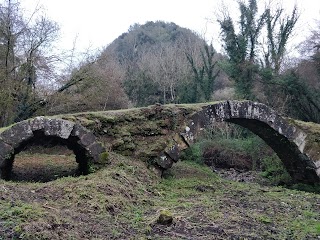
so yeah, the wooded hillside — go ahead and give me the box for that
[0,0,319,127]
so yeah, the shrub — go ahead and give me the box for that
[260,154,292,185]
[289,183,320,194]
[180,143,203,165]
[181,121,295,186]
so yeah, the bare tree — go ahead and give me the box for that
[0,0,60,126]
[44,50,130,115]
[138,41,191,104]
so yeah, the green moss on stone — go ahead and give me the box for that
[157,209,173,225]
[98,152,110,165]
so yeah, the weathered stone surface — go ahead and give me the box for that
[272,115,296,140]
[229,100,244,119]
[180,115,201,146]
[29,116,46,131]
[0,121,33,148]
[0,140,13,156]
[213,101,230,120]
[0,140,14,167]
[44,119,75,139]
[293,131,307,153]
[180,131,193,146]
[228,101,304,148]
[252,103,268,120]
[79,133,96,147]
[72,124,97,147]
[87,142,106,162]
[0,100,319,183]
[164,144,180,162]
[173,133,188,151]
[71,123,91,138]
[204,105,217,123]
[156,153,173,169]
[30,117,75,139]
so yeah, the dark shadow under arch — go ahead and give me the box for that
[12,138,78,182]
[227,118,318,183]
[0,117,106,180]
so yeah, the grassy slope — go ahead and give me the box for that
[0,153,319,239]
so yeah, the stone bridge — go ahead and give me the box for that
[0,117,106,179]
[0,100,319,183]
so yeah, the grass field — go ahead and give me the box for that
[0,152,319,239]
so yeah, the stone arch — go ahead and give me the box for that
[158,101,320,183]
[0,117,106,180]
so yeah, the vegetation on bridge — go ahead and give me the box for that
[1,101,319,183]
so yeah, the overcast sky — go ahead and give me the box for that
[21,0,320,54]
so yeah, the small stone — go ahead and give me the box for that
[157,210,173,225]
[195,185,215,192]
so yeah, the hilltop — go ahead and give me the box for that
[107,21,204,62]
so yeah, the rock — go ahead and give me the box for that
[0,121,33,148]
[29,117,75,139]
[71,124,96,147]
[0,140,14,165]
[157,210,173,225]
[43,119,75,139]
[156,154,173,169]
[164,144,180,162]
[87,142,107,162]
[195,185,215,192]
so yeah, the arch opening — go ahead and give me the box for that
[0,117,106,181]
[12,142,77,182]
[158,101,319,184]
[3,131,90,182]
[226,118,319,183]
[179,121,292,184]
